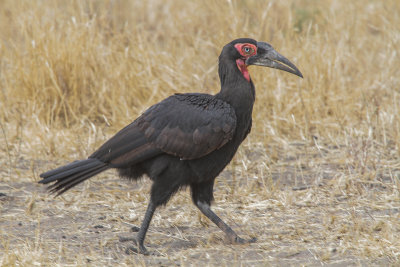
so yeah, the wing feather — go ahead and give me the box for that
[137,93,236,159]
[90,93,237,166]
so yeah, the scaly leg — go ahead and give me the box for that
[120,201,155,255]
[195,200,256,244]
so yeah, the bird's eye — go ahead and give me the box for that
[242,46,254,55]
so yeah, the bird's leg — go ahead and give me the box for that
[120,201,156,255]
[195,201,256,244]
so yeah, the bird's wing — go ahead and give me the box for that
[90,93,236,166]
[89,122,162,168]
[136,93,237,160]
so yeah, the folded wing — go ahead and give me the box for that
[90,93,237,166]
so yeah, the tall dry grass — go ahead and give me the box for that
[0,0,398,161]
[0,0,399,265]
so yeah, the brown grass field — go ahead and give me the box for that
[1,0,400,266]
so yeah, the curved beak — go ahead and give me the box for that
[246,42,303,78]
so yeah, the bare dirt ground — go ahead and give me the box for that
[1,143,399,266]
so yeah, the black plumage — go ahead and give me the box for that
[39,38,302,254]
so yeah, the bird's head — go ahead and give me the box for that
[223,38,303,82]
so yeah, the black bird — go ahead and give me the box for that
[39,38,302,254]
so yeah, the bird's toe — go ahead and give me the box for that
[247,237,257,243]
[119,236,138,243]
[234,236,257,244]
[125,246,140,254]
[125,245,158,256]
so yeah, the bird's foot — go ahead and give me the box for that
[119,236,160,256]
[125,244,149,255]
[119,236,137,243]
[125,245,162,256]
[229,235,257,244]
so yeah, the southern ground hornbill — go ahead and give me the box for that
[39,38,303,254]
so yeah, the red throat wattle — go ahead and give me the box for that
[233,43,257,82]
[236,59,250,82]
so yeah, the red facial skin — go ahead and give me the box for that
[234,43,257,82]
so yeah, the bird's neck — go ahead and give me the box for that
[217,57,255,112]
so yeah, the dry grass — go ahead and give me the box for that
[1,0,400,266]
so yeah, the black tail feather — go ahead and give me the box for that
[40,159,102,183]
[49,165,103,191]
[39,158,109,196]
[51,165,109,196]
[40,159,95,179]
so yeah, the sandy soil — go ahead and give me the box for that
[1,146,398,266]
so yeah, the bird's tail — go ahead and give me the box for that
[39,158,109,196]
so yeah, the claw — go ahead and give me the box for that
[126,245,162,256]
[248,237,257,243]
[125,246,139,254]
[233,236,257,244]
[119,236,137,243]
[126,245,149,255]
[120,235,158,256]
